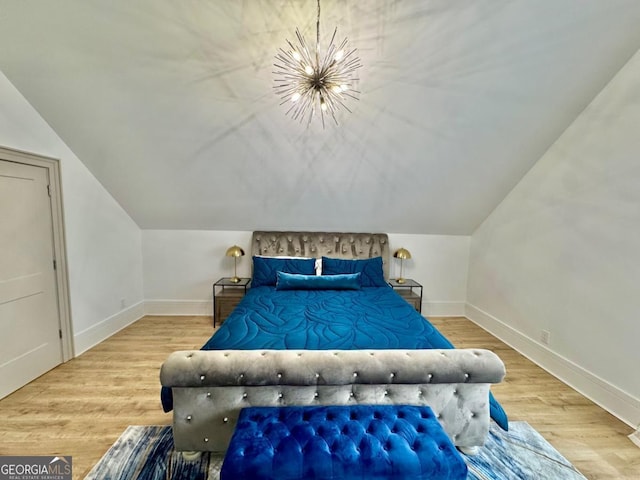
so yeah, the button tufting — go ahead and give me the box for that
[200,374,205,381]
[186,415,192,421]
[207,392,212,398]
[204,437,209,443]
[223,417,229,423]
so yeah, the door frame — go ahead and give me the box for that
[0,146,73,361]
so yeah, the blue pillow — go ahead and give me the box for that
[276,272,362,291]
[252,256,316,287]
[321,256,387,287]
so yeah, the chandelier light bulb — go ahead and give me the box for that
[273,0,362,128]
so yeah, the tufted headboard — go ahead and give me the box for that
[251,231,391,279]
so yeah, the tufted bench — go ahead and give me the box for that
[220,404,468,480]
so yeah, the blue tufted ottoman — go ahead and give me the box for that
[220,404,467,480]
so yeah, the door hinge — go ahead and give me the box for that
[47,184,52,197]
[53,259,57,270]
[59,329,63,339]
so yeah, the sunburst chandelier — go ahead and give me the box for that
[273,0,362,128]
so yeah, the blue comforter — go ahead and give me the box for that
[162,286,508,430]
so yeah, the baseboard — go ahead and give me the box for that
[465,303,640,430]
[74,301,145,355]
[144,299,212,316]
[422,301,466,317]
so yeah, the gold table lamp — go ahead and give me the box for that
[393,248,412,284]
[225,245,245,283]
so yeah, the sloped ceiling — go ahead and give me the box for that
[1,1,640,234]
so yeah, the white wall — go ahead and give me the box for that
[467,49,640,427]
[0,71,144,355]
[143,230,470,317]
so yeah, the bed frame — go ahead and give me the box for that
[160,232,505,455]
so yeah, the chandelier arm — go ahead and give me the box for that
[295,30,313,63]
[325,90,353,114]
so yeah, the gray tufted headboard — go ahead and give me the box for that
[251,231,391,279]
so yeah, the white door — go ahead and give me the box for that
[0,159,63,398]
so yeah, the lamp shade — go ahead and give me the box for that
[226,245,245,258]
[393,248,412,260]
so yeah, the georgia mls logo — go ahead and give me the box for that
[0,456,72,480]
[48,457,71,475]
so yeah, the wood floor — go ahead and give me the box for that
[0,316,638,479]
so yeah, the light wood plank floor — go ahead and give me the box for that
[0,316,638,479]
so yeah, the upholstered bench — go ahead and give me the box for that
[220,404,468,480]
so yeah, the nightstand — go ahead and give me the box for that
[388,278,423,313]
[213,277,250,327]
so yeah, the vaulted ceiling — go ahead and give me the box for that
[2,1,640,234]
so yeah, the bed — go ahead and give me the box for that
[160,231,507,455]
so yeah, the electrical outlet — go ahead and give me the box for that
[540,330,550,345]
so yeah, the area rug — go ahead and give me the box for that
[85,422,587,480]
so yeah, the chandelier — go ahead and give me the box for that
[273,0,362,128]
